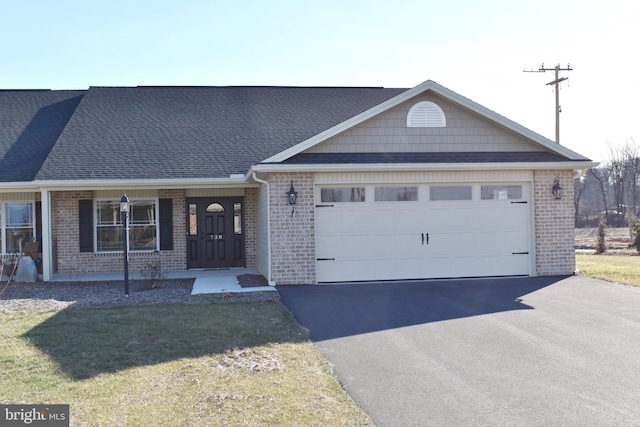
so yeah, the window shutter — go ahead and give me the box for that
[159,198,173,250]
[78,199,93,252]
[36,201,42,246]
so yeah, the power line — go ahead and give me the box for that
[524,63,573,144]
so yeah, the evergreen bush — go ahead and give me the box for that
[595,214,607,254]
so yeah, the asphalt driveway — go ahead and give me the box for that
[278,276,640,426]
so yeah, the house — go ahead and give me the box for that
[0,80,596,284]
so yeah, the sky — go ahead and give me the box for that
[2,0,638,163]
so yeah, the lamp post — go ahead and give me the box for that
[120,194,130,296]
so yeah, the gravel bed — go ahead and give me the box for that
[0,279,279,313]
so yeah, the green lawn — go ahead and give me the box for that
[0,302,373,426]
[576,252,640,287]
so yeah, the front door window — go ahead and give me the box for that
[206,203,224,213]
[188,203,197,235]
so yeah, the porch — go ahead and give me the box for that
[49,268,275,295]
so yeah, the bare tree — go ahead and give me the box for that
[623,138,640,217]
[575,138,640,229]
[588,167,609,223]
[605,143,626,226]
[574,171,586,225]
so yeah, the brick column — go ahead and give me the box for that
[244,187,258,268]
[269,173,316,284]
[534,170,575,275]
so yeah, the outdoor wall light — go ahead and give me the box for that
[287,181,298,205]
[286,181,298,218]
[120,193,130,296]
[552,176,562,200]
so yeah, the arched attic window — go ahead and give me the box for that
[406,101,446,127]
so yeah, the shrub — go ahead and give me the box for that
[632,217,640,253]
[139,260,167,289]
[595,214,607,254]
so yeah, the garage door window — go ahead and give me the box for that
[481,185,523,200]
[374,187,418,202]
[430,186,472,201]
[320,188,365,203]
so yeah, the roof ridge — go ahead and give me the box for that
[1,85,406,91]
[130,85,396,90]
[0,89,52,92]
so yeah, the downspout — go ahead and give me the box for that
[251,172,274,286]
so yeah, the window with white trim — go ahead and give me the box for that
[1,202,35,254]
[95,199,158,252]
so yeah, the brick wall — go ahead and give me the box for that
[158,189,187,271]
[534,170,576,275]
[268,173,316,284]
[52,189,187,275]
[52,190,92,273]
[244,187,257,269]
[48,173,574,280]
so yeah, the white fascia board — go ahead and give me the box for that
[251,161,599,174]
[0,183,42,193]
[263,79,591,164]
[0,182,40,193]
[31,177,257,191]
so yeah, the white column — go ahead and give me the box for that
[40,189,53,281]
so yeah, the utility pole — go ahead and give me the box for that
[524,63,573,144]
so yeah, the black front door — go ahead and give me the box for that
[186,197,245,269]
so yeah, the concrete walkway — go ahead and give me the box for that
[49,268,276,295]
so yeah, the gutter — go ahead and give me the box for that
[1,176,260,193]
[251,161,600,174]
[251,172,275,286]
[31,177,257,191]
[0,183,42,193]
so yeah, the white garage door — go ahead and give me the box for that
[315,183,531,282]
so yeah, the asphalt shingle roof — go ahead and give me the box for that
[35,86,408,180]
[3,85,586,184]
[0,90,83,182]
